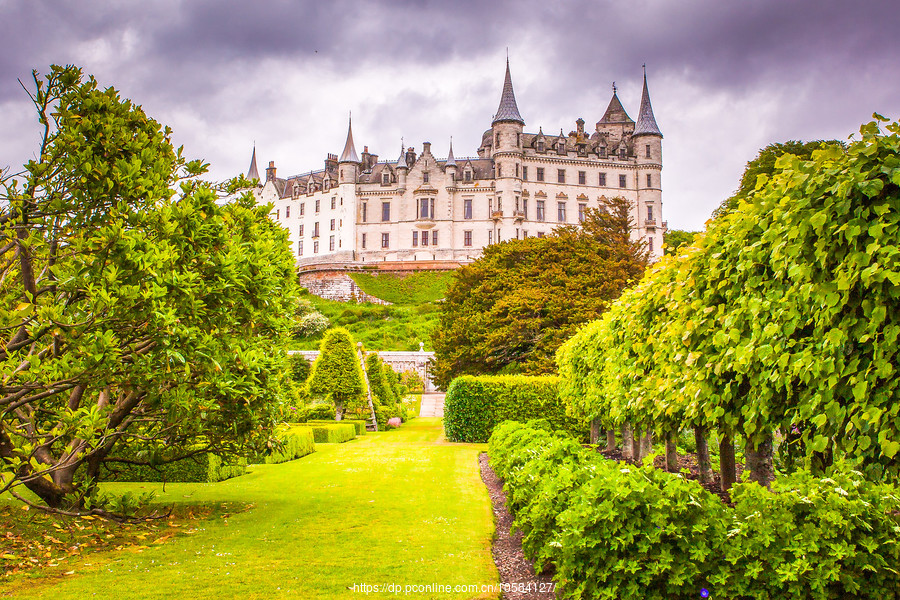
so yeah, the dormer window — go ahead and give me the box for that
[557,142,565,154]
[599,146,607,158]
[324,179,330,191]
[464,170,472,182]
[619,147,626,159]
[382,172,390,185]
[292,183,300,198]
[537,140,545,152]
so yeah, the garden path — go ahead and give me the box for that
[418,393,446,418]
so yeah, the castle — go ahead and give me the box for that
[249,61,665,268]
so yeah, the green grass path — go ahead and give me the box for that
[5,419,498,599]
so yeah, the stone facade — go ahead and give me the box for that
[250,63,666,266]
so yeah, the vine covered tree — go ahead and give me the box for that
[307,327,367,420]
[432,197,647,388]
[0,66,299,512]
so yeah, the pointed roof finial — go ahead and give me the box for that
[492,59,525,126]
[247,144,260,181]
[633,66,662,137]
[395,139,408,169]
[339,113,360,163]
[445,137,456,167]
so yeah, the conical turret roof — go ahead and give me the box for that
[633,69,662,137]
[247,146,260,181]
[492,59,524,125]
[599,88,633,124]
[395,143,407,169]
[339,115,360,163]
[445,139,456,167]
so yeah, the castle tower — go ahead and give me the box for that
[632,67,664,257]
[444,138,458,186]
[247,145,260,182]
[338,115,360,184]
[338,116,360,257]
[395,144,408,191]
[490,59,525,241]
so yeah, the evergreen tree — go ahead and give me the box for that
[307,328,367,419]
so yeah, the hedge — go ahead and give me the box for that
[306,419,367,435]
[253,427,316,464]
[489,421,900,600]
[443,375,587,443]
[101,451,247,483]
[295,423,357,443]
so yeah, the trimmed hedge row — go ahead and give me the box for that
[101,451,247,483]
[254,427,316,464]
[489,421,900,600]
[295,423,357,443]
[306,419,367,435]
[443,375,587,443]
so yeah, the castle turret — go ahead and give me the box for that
[395,144,408,191]
[338,115,360,184]
[632,67,664,259]
[247,145,260,182]
[444,138,458,185]
[490,59,525,240]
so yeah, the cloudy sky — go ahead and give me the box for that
[1,0,898,230]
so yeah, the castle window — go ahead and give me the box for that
[516,228,520,239]
[300,202,305,216]
[432,230,438,246]
[381,233,390,249]
[558,202,567,223]
[464,230,472,247]
[422,231,429,246]
[464,169,472,182]
[515,196,520,211]
[599,173,607,186]
[329,235,335,251]
[578,171,586,185]
[497,165,502,177]
[495,133,500,147]
[599,146,607,158]
[558,142,565,154]
[419,198,433,219]
[285,205,290,218]
[276,209,280,220]
[522,198,528,219]
[536,167,544,182]
[557,169,565,184]
[324,180,330,191]
[647,205,653,220]
[362,233,367,249]
[536,200,545,222]
[522,166,528,181]
[314,241,319,253]
[648,237,654,253]
[619,174,627,188]
[578,203,586,223]
[537,231,545,238]
[619,147,626,159]
[488,230,493,245]
[330,219,335,231]
[313,222,320,237]
[464,198,472,220]
[423,172,430,184]
[645,144,651,159]
[517,133,521,147]
[292,184,300,198]
[647,174,652,188]
[315,199,320,213]
[381,202,390,222]
[362,203,367,222]
[382,172,390,185]
[537,140,545,152]
[412,231,418,247]
[515,163,519,177]
[298,240,303,256]
[331,197,336,210]
[450,172,456,182]
[299,225,304,237]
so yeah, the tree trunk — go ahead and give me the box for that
[632,429,644,463]
[694,426,714,484]
[590,418,602,445]
[622,424,634,461]
[745,433,775,488]
[719,432,736,492]
[335,402,344,421]
[665,431,678,473]
[606,429,617,453]
[642,431,653,459]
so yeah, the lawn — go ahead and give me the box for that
[349,271,455,305]
[2,419,497,599]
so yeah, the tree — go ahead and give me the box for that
[663,229,698,254]
[307,328,367,419]
[364,353,395,405]
[431,197,647,388]
[0,66,300,512]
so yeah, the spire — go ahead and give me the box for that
[445,138,456,167]
[633,66,662,137]
[395,142,407,169]
[339,114,360,163]
[599,85,633,124]
[492,59,524,125]
[247,145,260,181]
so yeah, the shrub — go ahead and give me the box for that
[253,427,316,464]
[295,423,356,443]
[101,451,247,483]
[444,375,587,443]
[306,419,367,435]
[388,417,402,428]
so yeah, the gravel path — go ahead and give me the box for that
[479,453,557,600]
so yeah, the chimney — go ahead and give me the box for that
[325,153,338,175]
[361,145,371,171]
[405,146,417,167]
[576,118,585,136]
[422,141,432,155]
[266,160,276,182]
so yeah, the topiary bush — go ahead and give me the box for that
[295,423,356,443]
[444,375,587,443]
[253,427,316,464]
[306,419,366,435]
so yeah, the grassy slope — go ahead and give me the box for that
[294,272,455,352]
[4,419,497,600]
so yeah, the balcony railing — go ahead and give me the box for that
[491,210,503,220]
[513,210,526,221]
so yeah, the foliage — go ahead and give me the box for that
[253,427,316,465]
[400,370,424,393]
[349,270,455,305]
[432,198,647,387]
[294,423,356,444]
[490,422,900,600]
[0,66,299,511]
[100,451,247,483]
[306,327,367,419]
[364,353,396,405]
[292,290,438,351]
[289,353,312,384]
[443,375,587,443]
[306,419,367,436]
[662,229,698,254]
[559,117,900,479]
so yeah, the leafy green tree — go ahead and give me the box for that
[364,353,395,405]
[662,229,698,254]
[0,66,299,512]
[307,328,367,419]
[432,197,647,388]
